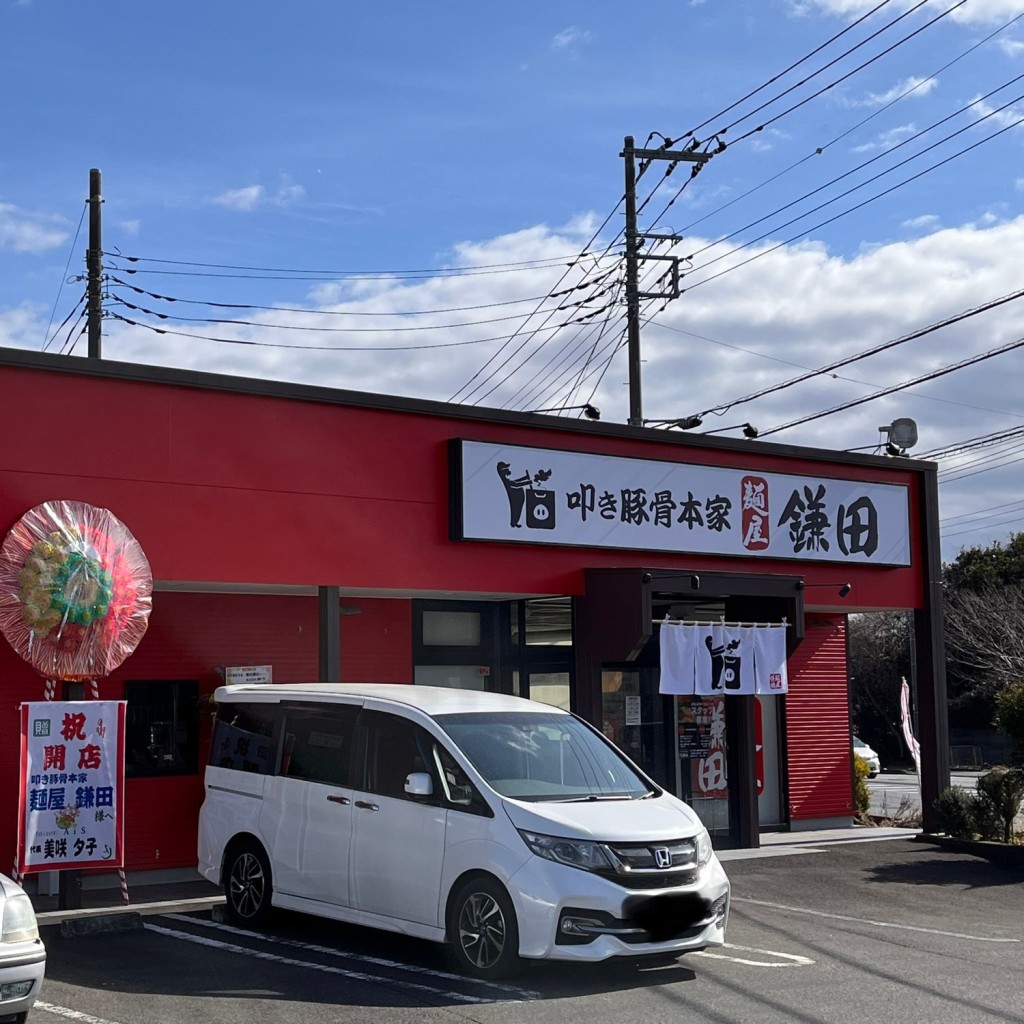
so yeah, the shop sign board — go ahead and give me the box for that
[451,439,911,566]
[17,700,126,873]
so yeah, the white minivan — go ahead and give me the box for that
[197,684,730,977]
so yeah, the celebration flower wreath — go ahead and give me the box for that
[0,500,153,680]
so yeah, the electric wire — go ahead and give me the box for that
[107,276,581,317]
[42,203,87,352]
[674,11,1024,241]
[682,286,1024,422]
[43,293,87,356]
[108,308,617,352]
[726,0,967,145]
[110,251,601,277]
[760,334,1024,437]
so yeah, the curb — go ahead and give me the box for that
[914,832,1024,870]
[38,894,225,929]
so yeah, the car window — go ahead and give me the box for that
[356,711,434,800]
[281,707,358,786]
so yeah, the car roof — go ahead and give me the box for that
[213,682,568,718]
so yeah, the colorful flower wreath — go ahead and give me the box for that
[0,500,153,680]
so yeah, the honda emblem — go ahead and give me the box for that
[653,847,672,869]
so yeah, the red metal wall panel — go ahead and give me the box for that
[0,591,413,871]
[0,364,927,608]
[785,617,853,821]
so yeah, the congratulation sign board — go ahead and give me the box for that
[17,700,126,873]
[450,440,911,566]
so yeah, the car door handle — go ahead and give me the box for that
[354,800,379,811]
[327,795,350,805]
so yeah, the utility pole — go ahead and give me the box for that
[86,168,103,359]
[622,137,712,426]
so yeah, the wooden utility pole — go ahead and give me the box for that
[622,137,712,425]
[87,168,103,359]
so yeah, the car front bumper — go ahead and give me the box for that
[0,940,46,1021]
[507,852,730,962]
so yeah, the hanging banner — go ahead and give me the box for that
[659,622,788,695]
[900,676,921,775]
[17,700,126,874]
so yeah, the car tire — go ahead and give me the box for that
[223,841,273,926]
[448,876,520,979]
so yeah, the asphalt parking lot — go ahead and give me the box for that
[27,836,1023,1024]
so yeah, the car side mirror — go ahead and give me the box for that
[404,772,433,797]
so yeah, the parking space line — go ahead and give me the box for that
[692,943,815,967]
[145,922,538,1004]
[163,913,540,998]
[35,1001,126,1024]
[733,897,1021,942]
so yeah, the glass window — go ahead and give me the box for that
[414,665,488,689]
[125,680,199,777]
[422,610,481,646]
[436,711,656,803]
[281,707,358,786]
[210,702,280,774]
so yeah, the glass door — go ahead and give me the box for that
[675,695,731,837]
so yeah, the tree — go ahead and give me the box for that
[942,532,1024,593]
[994,680,1024,763]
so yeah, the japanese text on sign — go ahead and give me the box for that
[17,701,126,873]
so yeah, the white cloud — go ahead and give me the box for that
[1016,177,1024,189]
[851,123,918,153]
[551,26,594,53]
[213,180,306,211]
[793,1,1024,27]
[118,219,141,237]
[0,202,67,253]
[852,77,938,109]
[998,38,1024,56]
[970,96,1024,131]
[903,213,940,230]
[214,185,265,211]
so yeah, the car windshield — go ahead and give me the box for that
[434,711,656,802]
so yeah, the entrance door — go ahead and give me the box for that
[757,695,784,827]
[674,695,731,837]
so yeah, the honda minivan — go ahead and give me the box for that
[197,683,730,977]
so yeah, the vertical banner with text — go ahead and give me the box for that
[17,700,126,873]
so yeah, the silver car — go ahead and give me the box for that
[0,873,45,1023]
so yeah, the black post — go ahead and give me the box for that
[318,586,341,682]
[622,137,642,426]
[87,168,103,359]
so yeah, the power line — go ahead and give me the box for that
[42,205,87,352]
[761,334,1024,437]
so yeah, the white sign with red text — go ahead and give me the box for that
[17,700,126,873]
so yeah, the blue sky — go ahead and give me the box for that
[3,0,1024,562]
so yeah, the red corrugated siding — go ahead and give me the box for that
[786,618,853,821]
[0,591,413,872]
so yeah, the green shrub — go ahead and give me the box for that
[994,681,1024,763]
[853,754,871,815]
[975,766,1024,844]
[932,786,976,838]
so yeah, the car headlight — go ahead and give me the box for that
[2,894,39,943]
[694,828,713,868]
[518,830,616,872]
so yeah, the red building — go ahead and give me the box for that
[0,347,949,879]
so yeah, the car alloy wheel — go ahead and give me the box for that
[450,877,519,978]
[226,844,272,924]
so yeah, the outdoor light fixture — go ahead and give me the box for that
[879,417,918,456]
[530,403,601,420]
[701,422,759,439]
[796,581,852,598]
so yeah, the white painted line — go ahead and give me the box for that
[36,1001,126,1024]
[692,943,815,967]
[733,897,1021,942]
[164,913,540,999]
[145,923,536,1004]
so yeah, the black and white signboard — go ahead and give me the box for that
[451,439,911,566]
